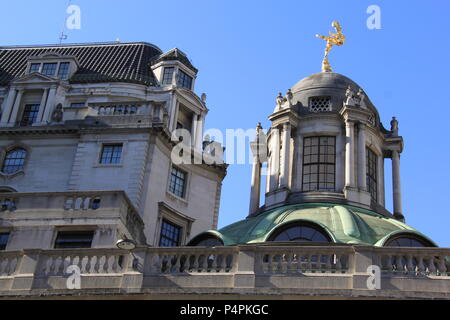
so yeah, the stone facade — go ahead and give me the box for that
[0,42,226,251]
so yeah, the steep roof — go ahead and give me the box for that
[151,48,198,73]
[0,42,162,86]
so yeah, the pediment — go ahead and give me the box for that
[12,72,58,84]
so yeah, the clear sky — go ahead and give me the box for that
[2,0,449,246]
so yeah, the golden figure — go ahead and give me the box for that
[316,21,346,72]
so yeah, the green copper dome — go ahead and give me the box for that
[189,203,436,247]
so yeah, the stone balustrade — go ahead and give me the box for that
[0,245,448,299]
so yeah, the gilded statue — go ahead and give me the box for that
[316,21,346,72]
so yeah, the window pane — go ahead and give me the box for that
[159,220,181,247]
[272,225,330,242]
[168,166,186,198]
[42,63,57,76]
[0,233,9,250]
[366,148,378,202]
[162,67,174,85]
[302,136,335,192]
[54,231,94,248]
[57,62,70,79]
[2,148,26,174]
[20,104,40,126]
[100,144,122,164]
[29,63,40,73]
[177,70,192,89]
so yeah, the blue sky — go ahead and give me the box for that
[2,0,450,246]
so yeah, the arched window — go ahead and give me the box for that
[268,222,332,243]
[2,148,26,174]
[385,235,434,247]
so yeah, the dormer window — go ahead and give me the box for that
[57,62,70,79]
[162,67,175,85]
[29,63,40,73]
[177,70,192,89]
[42,63,57,76]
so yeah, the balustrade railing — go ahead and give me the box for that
[256,246,353,274]
[147,247,239,274]
[37,249,128,276]
[374,247,450,276]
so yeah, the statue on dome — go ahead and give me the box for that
[344,85,358,106]
[357,88,366,108]
[276,92,286,111]
[390,117,399,136]
[316,21,346,72]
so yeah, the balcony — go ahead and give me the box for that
[0,244,448,299]
[0,190,146,248]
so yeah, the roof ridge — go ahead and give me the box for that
[0,41,162,53]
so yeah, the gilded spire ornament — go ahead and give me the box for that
[316,21,346,72]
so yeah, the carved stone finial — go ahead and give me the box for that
[286,89,293,107]
[344,85,357,106]
[390,116,399,136]
[356,88,366,108]
[201,93,207,104]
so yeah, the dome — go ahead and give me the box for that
[189,203,436,247]
[288,72,377,114]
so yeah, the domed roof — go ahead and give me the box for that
[291,72,361,94]
[190,203,436,247]
[288,72,378,115]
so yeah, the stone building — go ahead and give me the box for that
[0,41,448,300]
[0,42,226,252]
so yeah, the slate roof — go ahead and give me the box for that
[0,42,163,86]
[151,48,198,73]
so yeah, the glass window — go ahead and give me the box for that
[302,136,335,192]
[20,104,40,126]
[386,236,433,247]
[0,233,9,250]
[159,220,182,247]
[162,67,175,85]
[41,63,57,76]
[57,62,70,79]
[70,102,85,108]
[168,166,187,198]
[2,148,26,174]
[29,63,41,73]
[177,70,192,89]
[269,224,331,242]
[366,148,378,202]
[100,144,122,164]
[54,231,94,248]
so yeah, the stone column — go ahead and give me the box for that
[392,150,403,220]
[249,154,261,215]
[191,113,199,147]
[345,121,355,188]
[36,88,48,124]
[195,114,205,150]
[0,87,17,125]
[357,123,367,191]
[269,128,280,192]
[41,86,57,124]
[279,123,291,188]
[292,134,303,191]
[9,88,24,125]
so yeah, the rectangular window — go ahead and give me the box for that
[159,220,181,247]
[29,63,41,73]
[0,233,9,250]
[168,166,187,198]
[41,63,57,76]
[162,67,175,85]
[20,104,40,126]
[54,231,94,249]
[177,70,193,89]
[100,144,123,164]
[70,102,85,108]
[366,148,378,202]
[302,136,336,192]
[57,62,70,79]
